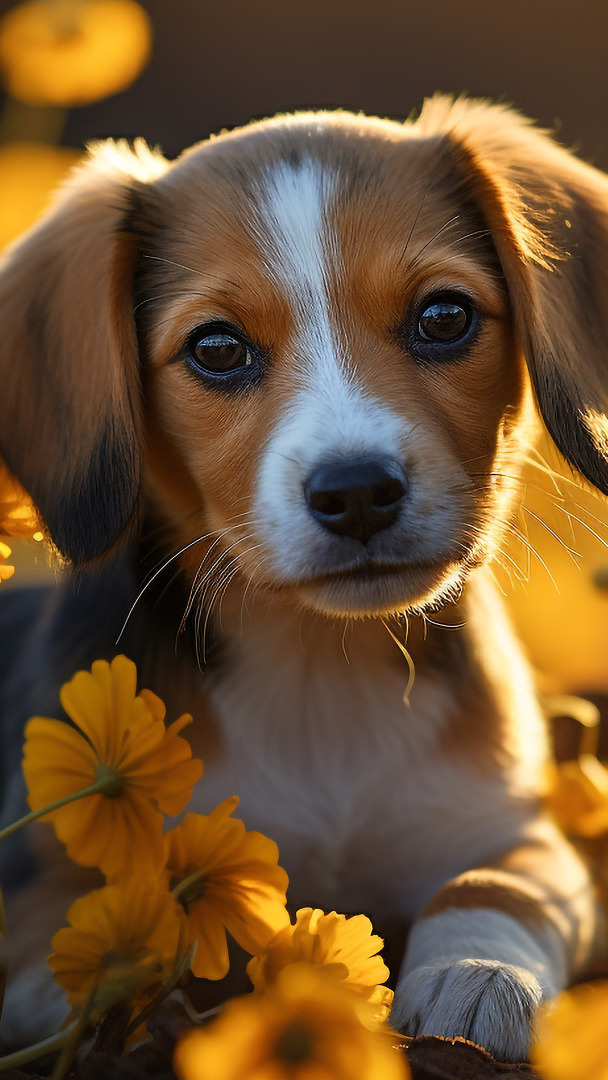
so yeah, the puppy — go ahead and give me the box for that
[0,96,606,1060]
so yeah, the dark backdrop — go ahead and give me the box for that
[2,0,606,166]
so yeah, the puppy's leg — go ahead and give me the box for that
[392,820,601,1062]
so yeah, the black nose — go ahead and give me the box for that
[304,459,407,545]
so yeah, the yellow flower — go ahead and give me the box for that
[23,656,203,879]
[546,756,608,837]
[0,0,151,107]
[166,802,289,981]
[0,461,43,582]
[174,963,409,1080]
[0,460,42,539]
[531,980,608,1080]
[0,540,14,584]
[0,144,80,251]
[247,907,393,1023]
[49,882,181,1016]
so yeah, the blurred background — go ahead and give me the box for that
[1,0,608,700]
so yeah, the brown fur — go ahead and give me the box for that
[422,871,551,931]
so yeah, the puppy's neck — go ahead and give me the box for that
[210,577,462,685]
[199,567,545,784]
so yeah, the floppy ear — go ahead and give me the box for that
[417,96,608,495]
[0,141,166,564]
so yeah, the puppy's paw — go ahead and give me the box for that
[0,964,70,1047]
[393,958,543,1062]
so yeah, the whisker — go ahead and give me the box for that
[181,521,256,628]
[487,563,508,597]
[397,189,430,267]
[143,253,205,278]
[501,519,559,592]
[116,531,221,642]
[405,214,461,275]
[491,543,528,584]
[553,504,608,552]
[381,617,415,704]
[189,528,260,622]
[268,451,305,467]
[119,513,258,642]
[134,289,212,313]
[451,228,492,246]
[520,506,581,561]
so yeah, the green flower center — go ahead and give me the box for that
[95,762,125,798]
[275,1022,315,1063]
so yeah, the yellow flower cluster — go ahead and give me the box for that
[14,653,608,1077]
[13,654,403,1079]
[23,656,291,1003]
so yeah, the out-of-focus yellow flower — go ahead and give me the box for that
[0,540,14,584]
[23,656,203,879]
[0,0,151,107]
[0,460,43,539]
[532,980,608,1080]
[166,801,289,981]
[247,907,393,1023]
[174,963,409,1080]
[503,432,608,696]
[0,144,80,250]
[49,882,182,1017]
[546,755,608,838]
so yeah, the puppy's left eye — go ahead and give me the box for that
[403,291,479,362]
[417,294,473,344]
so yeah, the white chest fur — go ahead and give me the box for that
[188,593,545,922]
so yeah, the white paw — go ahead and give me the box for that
[392,958,544,1062]
[0,964,70,1047]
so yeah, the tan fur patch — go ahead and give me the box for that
[422,869,550,930]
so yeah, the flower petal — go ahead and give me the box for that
[187,901,230,980]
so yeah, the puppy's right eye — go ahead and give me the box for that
[189,329,251,373]
[185,322,263,388]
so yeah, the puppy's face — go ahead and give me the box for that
[140,119,530,617]
[4,100,606,613]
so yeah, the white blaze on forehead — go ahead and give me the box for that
[253,157,349,390]
[249,160,468,589]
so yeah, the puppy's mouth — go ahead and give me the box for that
[293,556,465,618]
[302,560,429,584]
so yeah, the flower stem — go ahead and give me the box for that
[0,778,113,843]
[171,869,206,902]
[0,1020,78,1074]
[125,942,197,1037]
[0,97,67,147]
[51,978,100,1080]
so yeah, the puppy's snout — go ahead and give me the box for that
[304,459,407,545]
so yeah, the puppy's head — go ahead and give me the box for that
[2,99,608,618]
